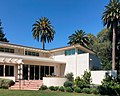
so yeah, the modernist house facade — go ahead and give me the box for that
[0,41,101,82]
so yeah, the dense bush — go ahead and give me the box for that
[82,88,91,94]
[0,78,15,89]
[98,72,120,95]
[40,85,48,90]
[74,71,91,88]
[74,87,81,93]
[90,88,99,94]
[64,81,73,88]
[65,72,74,81]
[59,86,65,92]
[65,87,73,92]
[49,86,55,91]
[54,86,59,91]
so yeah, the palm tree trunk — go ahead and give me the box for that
[112,27,116,70]
[42,39,45,50]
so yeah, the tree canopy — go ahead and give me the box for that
[32,17,55,50]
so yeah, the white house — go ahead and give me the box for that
[0,41,116,88]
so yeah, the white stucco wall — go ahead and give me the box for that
[43,77,67,87]
[91,70,117,84]
[77,53,89,77]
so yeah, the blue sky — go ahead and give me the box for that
[0,0,108,49]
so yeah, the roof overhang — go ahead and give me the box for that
[49,44,95,55]
[0,52,66,64]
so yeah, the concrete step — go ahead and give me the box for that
[9,80,43,90]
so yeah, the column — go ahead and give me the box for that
[3,64,5,77]
[28,65,30,80]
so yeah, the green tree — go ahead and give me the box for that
[102,0,120,70]
[0,19,9,42]
[32,17,55,50]
[68,30,89,48]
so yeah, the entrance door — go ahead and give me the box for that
[23,65,28,80]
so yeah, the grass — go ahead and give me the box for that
[0,89,99,96]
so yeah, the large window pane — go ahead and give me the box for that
[0,65,3,76]
[5,65,14,76]
[50,66,54,76]
[35,66,39,80]
[30,65,34,80]
[5,65,9,76]
[45,66,49,76]
[10,66,14,76]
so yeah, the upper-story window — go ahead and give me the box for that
[65,49,75,56]
[0,47,14,53]
[78,49,84,54]
[25,51,39,56]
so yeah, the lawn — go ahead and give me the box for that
[0,89,99,96]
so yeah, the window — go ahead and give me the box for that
[0,47,14,53]
[78,49,84,54]
[65,49,75,56]
[25,51,39,57]
[5,65,14,76]
[0,65,3,76]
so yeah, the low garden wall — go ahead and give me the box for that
[91,70,117,85]
[0,77,15,82]
[43,77,67,87]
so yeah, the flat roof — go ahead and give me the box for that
[0,41,95,54]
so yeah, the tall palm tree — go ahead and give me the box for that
[102,0,120,70]
[68,30,89,48]
[32,17,55,50]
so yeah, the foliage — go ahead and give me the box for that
[49,86,55,91]
[0,78,14,89]
[59,86,65,92]
[65,87,73,92]
[65,72,74,81]
[63,81,74,88]
[90,88,99,94]
[75,71,91,89]
[39,85,48,90]
[82,88,91,94]
[32,17,55,50]
[98,72,120,95]
[0,19,9,42]
[68,30,89,48]
[74,87,81,93]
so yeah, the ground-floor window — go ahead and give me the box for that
[23,65,54,80]
[0,65,3,76]
[5,65,14,76]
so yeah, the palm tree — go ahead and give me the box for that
[102,0,120,70]
[68,30,89,48]
[32,17,55,50]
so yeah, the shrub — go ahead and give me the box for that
[74,71,91,89]
[0,78,15,89]
[40,85,47,90]
[49,86,55,91]
[54,86,59,91]
[59,86,65,92]
[65,87,73,92]
[74,87,81,93]
[90,88,99,94]
[98,72,120,95]
[82,88,91,94]
[65,72,74,81]
[64,81,73,88]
